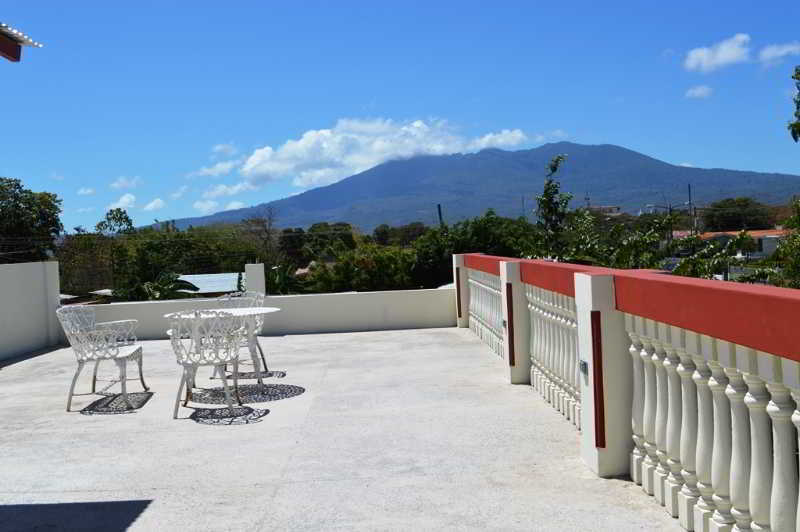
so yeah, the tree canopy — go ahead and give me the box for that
[701,197,774,232]
[0,177,63,262]
[790,65,800,143]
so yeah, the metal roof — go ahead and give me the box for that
[0,22,43,47]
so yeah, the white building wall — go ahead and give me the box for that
[90,288,456,340]
[0,261,61,361]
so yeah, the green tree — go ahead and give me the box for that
[141,272,199,300]
[701,197,774,231]
[535,154,572,259]
[0,177,63,262]
[790,66,800,142]
[96,208,134,235]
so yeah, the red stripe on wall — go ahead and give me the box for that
[519,260,613,297]
[591,310,606,449]
[614,270,800,362]
[463,254,509,275]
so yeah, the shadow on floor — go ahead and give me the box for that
[189,406,270,425]
[0,499,152,531]
[80,392,154,415]
[191,383,305,405]
[229,369,287,379]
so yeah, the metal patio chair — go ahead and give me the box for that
[168,310,244,419]
[56,306,148,412]
[218,291,269,369]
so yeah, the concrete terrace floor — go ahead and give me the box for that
[0,328,677,531]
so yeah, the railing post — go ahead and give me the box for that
[574,272,632,477]
[245,263,266,295]
[499,261,530,384]
[452,254,470,328]
[693,334,717,532]
[677,330,700,531]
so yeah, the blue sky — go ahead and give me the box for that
[3,1,800,231]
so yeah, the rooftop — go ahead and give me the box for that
[0,328,674,531]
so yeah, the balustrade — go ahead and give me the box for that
[526,284,580,429]
[467,268,504,358]
[624,315,800,532]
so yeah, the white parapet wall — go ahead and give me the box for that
[91,288,456,340]
[0,261,61,361]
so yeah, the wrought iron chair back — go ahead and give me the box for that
[168,310,244,366]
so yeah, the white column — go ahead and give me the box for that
[766,383,797,532]
[654,339,671,506]
[677,332,700,531]
[574,273,633,477]
[725,368,751,532]
[744,374,771,532]
[665,338,685,517]
[694,352,717,532]
[245,263,266,295]
[709,359,734,531]
[627,315,646,486]
[642,331,659,496]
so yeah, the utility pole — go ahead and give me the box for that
[437,204,445,228]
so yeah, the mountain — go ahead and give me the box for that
[171,142,800,231]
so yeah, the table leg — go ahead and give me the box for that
[247,316,264,386]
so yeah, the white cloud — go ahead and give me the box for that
[77,187,95,195]
[193,200,218,214]
[50,172,64,181]
[211,142,238,158]
[679,162,695,167]
[143,198,166,211]
[684,33,750,72]
[170,185,188,199]
[685,85,713,99]
[759,42,800,67]
[240,118,532,188]
[108,193,135,209]
[187,159,240,178]
[226,201,246,210]
[467,129,528,150]
[110,176,142,189]
[202,182,257,199]
[76,207,95,213]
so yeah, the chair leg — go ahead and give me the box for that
[173,369,187,419]
[115,359,134,409]
[67,361,86,412]
[91,360,101,393]
[219,369,234,410]
[184,367,196,406]
[137,352,149,391]
[232,360,242,406]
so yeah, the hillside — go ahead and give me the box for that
[171,142,800,231]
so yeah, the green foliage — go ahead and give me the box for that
[0,177,63,262]
[306,243,417,292]
[141,272,199,300]
[535,155,572,260]
[95,208,134,235]
[701,197,774,231]
[790,66,800,143]
[372,222,427,246]
[672,231,755,279]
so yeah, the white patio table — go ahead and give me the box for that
[164,307,280,386]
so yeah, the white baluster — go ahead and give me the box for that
[744,374,771,532]
[725,368,751,532]
[766,383,797,532]
[791,391,800,532]
[665,342,685,517]
[642,335,659,496]
[629,326,646,485]
[677,346,699,530]
[709,360,734,530]
[654,339,671,505]
[694,354,717,532]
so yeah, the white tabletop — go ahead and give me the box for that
[163,306,281,319]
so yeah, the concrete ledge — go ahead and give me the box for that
[90,288,456,340]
